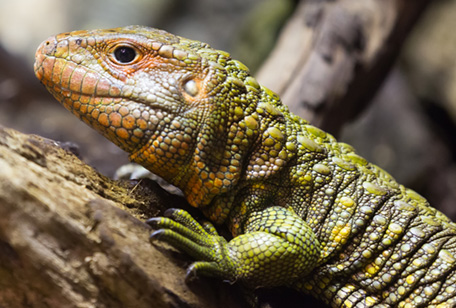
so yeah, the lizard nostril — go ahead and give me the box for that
[38,36,58,56]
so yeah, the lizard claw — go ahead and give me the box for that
[149,229,166,242]
[185,263,199,283]
[145,217,161,228]
[163,208,180,217]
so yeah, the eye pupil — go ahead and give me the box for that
[114,46,136,63]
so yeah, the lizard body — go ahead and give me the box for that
[34,26,456,307]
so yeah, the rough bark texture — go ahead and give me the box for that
[257,0,430,135]
[0,126,246,308]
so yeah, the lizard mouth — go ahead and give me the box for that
[34,40,164,154]
[48,86,157,155]
[35,40,125,101]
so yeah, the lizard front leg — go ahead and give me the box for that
[147,206,321,288]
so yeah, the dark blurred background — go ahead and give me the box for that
[0,0,455,219]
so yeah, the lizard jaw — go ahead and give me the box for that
[34,37,167,155]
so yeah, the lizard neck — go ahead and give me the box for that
[197,86,297,222]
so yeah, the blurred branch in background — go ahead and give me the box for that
[257,0,430,134]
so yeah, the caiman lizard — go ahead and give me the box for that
[34,26,456,307]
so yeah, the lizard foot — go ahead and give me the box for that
[147,208,238,283]
[147,207,321,288]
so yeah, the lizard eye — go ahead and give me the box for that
[183,79,199,97]
[113,46,137,64]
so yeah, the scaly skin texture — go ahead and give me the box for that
[35,26,456,307]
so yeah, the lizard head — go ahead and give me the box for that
[35,25,263,207]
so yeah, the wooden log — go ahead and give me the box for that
[0,126,246,308]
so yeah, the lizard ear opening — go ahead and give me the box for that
[183,79,199,97]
